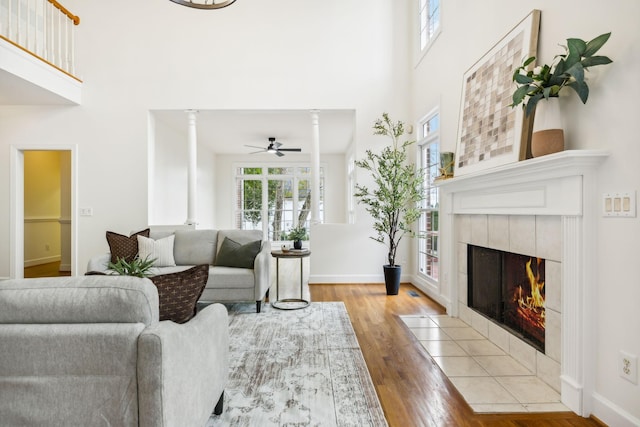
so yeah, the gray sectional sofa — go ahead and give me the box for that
[88,228,272,312]
[0,275,229,426]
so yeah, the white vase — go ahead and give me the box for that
[531,97,564,157]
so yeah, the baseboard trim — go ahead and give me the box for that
[24,255,60,268]
[309,274,411,284]
[592,392,640,427]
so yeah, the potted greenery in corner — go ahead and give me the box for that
[510,32,613,157]
[108,256,156,277]
[286,226,308,250]
[355,113,425,295]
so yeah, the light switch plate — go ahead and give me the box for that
[603,191,636,217]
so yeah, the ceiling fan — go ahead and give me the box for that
[245,137,302,157]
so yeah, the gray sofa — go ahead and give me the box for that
[88,228,272,313]
[0,275,229,427]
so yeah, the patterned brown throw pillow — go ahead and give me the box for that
[106,228,150,264]
[149,264,209,324]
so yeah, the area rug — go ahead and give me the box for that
[206,302,388,427]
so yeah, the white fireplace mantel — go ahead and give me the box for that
[436,149,609,417]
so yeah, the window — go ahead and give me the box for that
[418,111,440,280]
[236,165,324,240]
[419,0,441,52]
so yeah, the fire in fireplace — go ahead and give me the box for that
[468,245,546,352]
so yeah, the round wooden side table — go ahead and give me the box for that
[270,249,311,310]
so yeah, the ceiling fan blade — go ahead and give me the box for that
[275,151,285,157]
[249,150,265,154]
[277,148,302,152]
[244,144,265,150]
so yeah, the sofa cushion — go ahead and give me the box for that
[149,265,208,324]
[106,228,150,264]
[0,276,159,325]
[214,237,261,269]
[137,235,177,267]
[207,266,256,289]
[216,229,263,252]
[173,229,217,266]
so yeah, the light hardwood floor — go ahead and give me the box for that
[24,261,71,278]
[309,283,605,427]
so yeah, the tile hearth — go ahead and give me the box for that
[401,314,570,414]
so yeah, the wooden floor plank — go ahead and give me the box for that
[310,283,603,427]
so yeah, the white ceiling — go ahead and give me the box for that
[151,109,356,156]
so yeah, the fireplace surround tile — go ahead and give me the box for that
[449,377,520,405]
[474,355,533,376]
[469,309,490,338]
[537,352,561,392]
[432,356,490,377]
[496,376,561,404]
[457,242,467,274]
[545,308,562,363]
[508,215,536,255]
[420,340,468,356]
[457,339,506,356]
[488,215,510,251]
[457,272,468,305]
[441,326,486,341]
[545,261,561,312]
[536,216,562,261]
[457,214,471,243]
[470,215,488,246]
[509,335,537,373]
[488,321,511,353]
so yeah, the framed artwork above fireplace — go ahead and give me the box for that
[454,9,540,176]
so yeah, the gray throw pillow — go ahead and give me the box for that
[214,237,261,269]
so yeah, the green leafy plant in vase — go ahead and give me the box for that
[286,226,308,250]
[354,113,426,295]
[511,32,613,157]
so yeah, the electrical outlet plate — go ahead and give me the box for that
[79,207,93,216]
[619,351,638,384]
[603,191,636,217]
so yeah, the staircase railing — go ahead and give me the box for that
[0,0,80,80]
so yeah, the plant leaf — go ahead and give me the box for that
[584,32,611,57]
[514,73,534,84]
[565,61,585,84]
[582,55,613,68]
[567,80,590,103]
[511,85,530,106]
[565,38,587,67]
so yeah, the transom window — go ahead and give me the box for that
[419,0,441,52]
[235,165,324,241]
[418,111,440,281]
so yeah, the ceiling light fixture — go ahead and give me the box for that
[169,0,237,10]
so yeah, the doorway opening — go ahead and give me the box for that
[11,146,77,279]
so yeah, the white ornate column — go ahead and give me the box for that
[310,110,321,225]
[186,110,198,226]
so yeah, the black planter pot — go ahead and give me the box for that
[293,240,302,250]
[383,265,401,295]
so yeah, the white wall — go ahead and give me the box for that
[410,1,640,424]
[0,0,411,278]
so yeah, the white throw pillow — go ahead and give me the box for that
[137,234,176,267]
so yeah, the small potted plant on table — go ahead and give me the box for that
[286,226,308,250]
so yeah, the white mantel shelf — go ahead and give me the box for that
[436,149,610,191]
[435,149,610,418]
[436,150,610,217]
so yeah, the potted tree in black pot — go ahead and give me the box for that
[355,113,425,295]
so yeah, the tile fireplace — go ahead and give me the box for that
[436,150,608,417]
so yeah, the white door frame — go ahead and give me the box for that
[10,145,78,279]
